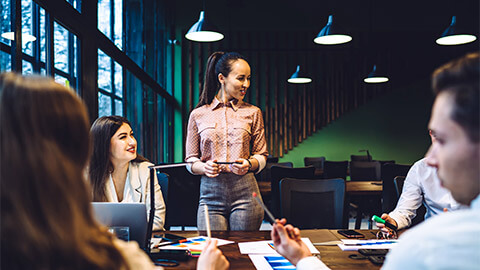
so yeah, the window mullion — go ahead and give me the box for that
[32,2,41,72]
[45,13,54,76]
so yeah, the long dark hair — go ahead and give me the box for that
[196,51,249,108]
[89,115,148,201]
[0,73,127,269]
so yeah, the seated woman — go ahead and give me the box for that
[88,116,166,231]
[0,73,228,270]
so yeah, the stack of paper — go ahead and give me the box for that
[238,238,323,270]
[337,239,399,251]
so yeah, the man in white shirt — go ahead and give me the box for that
[271,52,479,269]
[376,155,466,232]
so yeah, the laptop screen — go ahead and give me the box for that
[91,202,148,248]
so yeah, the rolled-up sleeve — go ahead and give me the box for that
[185,112,201,161]
[250,108,268,173]
[185,112,203,174]
[389,161,423,229]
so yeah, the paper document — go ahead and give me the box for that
[151,236,233,256]
[249,254,331,270]
[238,238,319,254]
[338,239,399,251]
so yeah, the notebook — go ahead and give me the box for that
[91,202,148,248]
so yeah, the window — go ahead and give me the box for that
[54,21,78,87]
[98,49,124,117]
[0,0,11,47]
[98,0,123,50]
[65,0,81,13]
[0,50,10,71]
[1,1,80,89]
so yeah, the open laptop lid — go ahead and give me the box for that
[91,202,148,248]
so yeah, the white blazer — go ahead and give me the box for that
[105,161,166,231]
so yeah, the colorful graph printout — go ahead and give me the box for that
[155,236,234,256]
[249,255,296,270]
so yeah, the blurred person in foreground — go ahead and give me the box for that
[0,73,228,270]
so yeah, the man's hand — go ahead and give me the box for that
[270,218,312,265]
[375,213,398,234]
[196,239,229,270]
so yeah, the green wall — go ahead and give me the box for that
[279,79,435,167]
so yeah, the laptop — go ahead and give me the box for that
[91,202,148,249]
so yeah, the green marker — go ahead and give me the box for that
[372,215,398,231]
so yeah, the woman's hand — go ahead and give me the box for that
[197,239,229,270]
[203,160,220,178]
[230,159,250,176]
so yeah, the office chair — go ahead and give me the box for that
[381,163,412,213]
[270,165,315,216]
[393,176,406,199]
[350,154,372,162]
[304,157,326,177]
[280,178,345,229]
[157,164,201,230]
[256,161,293,182]
[323,160,348,180]
[304,157,326,170]
[349,161,381,181]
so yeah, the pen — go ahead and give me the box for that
[345,241,397,246]
[204,204,211,240]
[372,215,398,231]
[252,192,277,224]
[215,161,243,164]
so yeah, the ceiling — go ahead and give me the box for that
[173,0,479,86]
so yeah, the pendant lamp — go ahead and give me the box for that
[314,15,352,45]
[436,16,477,45]
[185,11,224,42]
[1,32,36,42]
[364,65,389,83]
[287,65,312,84]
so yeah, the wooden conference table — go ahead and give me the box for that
[156,229,383,269]
[258,180,382,197]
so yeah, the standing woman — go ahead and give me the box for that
[88,116,166,231]
[185,52,268,231]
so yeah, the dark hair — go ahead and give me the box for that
[432,52,479,142]
[89,115,148,201]
[0,73,127,269]
[196,51,249,108]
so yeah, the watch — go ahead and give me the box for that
[246,159,253,171]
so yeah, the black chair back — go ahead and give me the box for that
[381,163,412,213]
[280,178,345,229]
[267,156,279,163]
[157,172,169,204]
[157,165,200,230]
[304,157,326,170]
[255,161,293,182]
[393,176,406,199]
[270,165,315,216]
[350,154,372,161]
[349,161,381,181]
[375,160,396,166]
[323,161,348,180]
